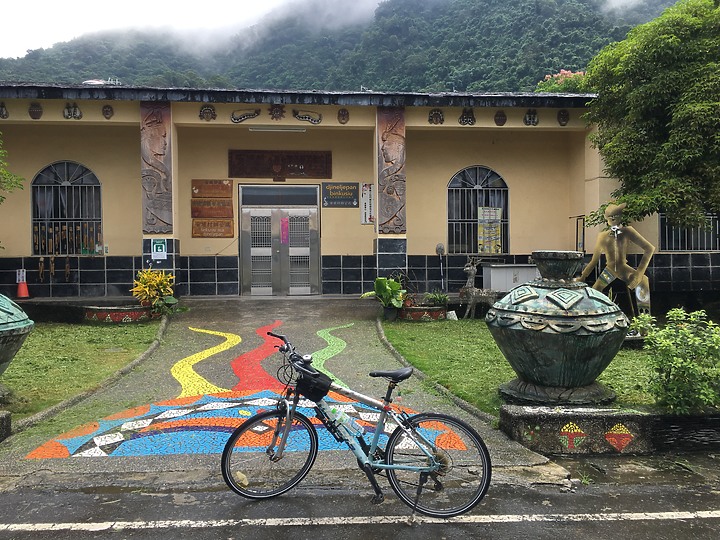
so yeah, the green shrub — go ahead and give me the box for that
[360,277,406,308]
[632,308,720,414]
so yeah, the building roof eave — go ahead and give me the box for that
[0,82,596,109]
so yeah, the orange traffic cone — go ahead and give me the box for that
[16,280,29,299]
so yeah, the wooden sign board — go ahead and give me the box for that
[191,198,234,218]
[191,179,233,199]
[192,219,234,238]
[228,150,332,179]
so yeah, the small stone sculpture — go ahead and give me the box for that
[459,257,496,319]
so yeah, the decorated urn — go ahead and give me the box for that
[485,250,628,404]
[0,294,34,402]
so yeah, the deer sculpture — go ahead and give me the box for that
[459,257,497,319]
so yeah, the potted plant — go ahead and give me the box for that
[399,289,449,321]
[423,290,448,307]
[130,268,179,316]
[360,277,406,321]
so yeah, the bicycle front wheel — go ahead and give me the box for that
[385,412,491,518]
[221,409,319,499]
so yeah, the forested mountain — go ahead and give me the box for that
[0,0,676,92]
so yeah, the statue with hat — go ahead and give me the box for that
[575,202,655,314]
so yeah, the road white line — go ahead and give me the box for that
[1,510,720,531]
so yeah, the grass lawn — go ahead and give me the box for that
[382,319,655,416]
[1,322,159,420]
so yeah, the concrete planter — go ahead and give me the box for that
[83,305,154,324]
[399,305,447,321]
[500,405,720,455]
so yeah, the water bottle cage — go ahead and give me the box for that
[314,406,345,443]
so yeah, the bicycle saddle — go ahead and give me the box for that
[368,366,413,383]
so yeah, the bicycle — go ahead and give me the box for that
[221,331,492,518]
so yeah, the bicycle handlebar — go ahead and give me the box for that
[267,331,320,377]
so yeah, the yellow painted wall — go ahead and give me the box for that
[405,128,591,254]
[1,123,142,256]
[175,125,377,255]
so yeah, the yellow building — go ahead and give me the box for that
[0,83,710,302]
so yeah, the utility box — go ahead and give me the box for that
[482,264,539,292]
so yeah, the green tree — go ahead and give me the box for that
[584,0,720,228]
[0,132,25,248]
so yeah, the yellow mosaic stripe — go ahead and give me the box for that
[170,327,239,398]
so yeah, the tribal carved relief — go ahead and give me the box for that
[230,109,261,123]
[377,107,406,234]
[140,102,173,234]
[293,109,322,124]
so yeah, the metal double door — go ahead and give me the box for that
[240,207,320,296]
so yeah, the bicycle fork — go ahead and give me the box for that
[267,395,300,461]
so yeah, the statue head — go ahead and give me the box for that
[604,202,626,227]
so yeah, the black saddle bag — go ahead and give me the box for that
[296,371,332,402]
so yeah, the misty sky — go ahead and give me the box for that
[1,0,644,60]
[0,0,381,59]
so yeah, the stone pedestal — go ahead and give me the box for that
[500,405,720,455]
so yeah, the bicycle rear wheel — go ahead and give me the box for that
[385,412,491,517]
[221,409,319,499]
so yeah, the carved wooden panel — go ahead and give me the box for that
[377,107,406,234]
[141,102,173,234]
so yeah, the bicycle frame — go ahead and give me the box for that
[276,380,441,475]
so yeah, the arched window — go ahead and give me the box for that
[31,161,102,256]
[447,166,508,254]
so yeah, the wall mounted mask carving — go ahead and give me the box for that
[428,109,444,125]
[524,109,539,126]
[199,105,217,121]
[557,109,570,126]
[458,108,475,126]
[28,102,43,120]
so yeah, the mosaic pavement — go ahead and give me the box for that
[27,321,419,459]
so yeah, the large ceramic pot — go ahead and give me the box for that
[0,294,34,402]
[485,250,628,404]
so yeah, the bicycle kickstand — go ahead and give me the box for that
[410,472,430,518]
[361,463,385,504]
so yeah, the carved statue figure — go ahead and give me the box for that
[459,257,496,319]
[575,202,655,314]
